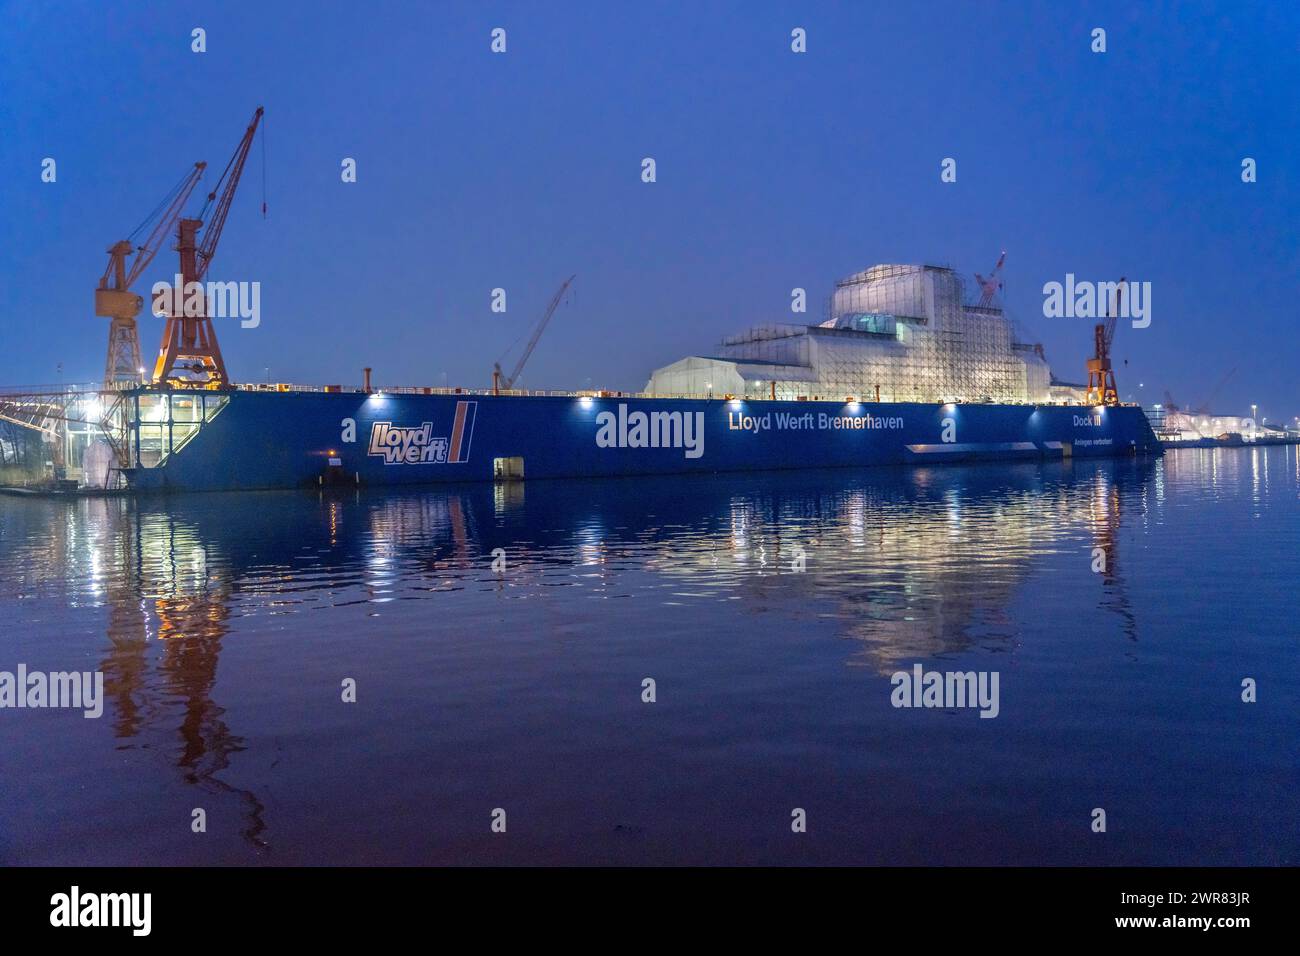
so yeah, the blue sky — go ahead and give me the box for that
[1,0,1296,418]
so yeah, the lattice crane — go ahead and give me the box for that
[97,163,206,387]
[493,275,576,393]
[974,251,1007,308]
[1085,277,1125,406]
[153,107,264,387]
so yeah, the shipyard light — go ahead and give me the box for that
[579,395,593,408]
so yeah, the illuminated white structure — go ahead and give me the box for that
[647,264,1063,404]
[1160,411,1256,441]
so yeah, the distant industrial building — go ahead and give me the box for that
[1153,410,1265,441]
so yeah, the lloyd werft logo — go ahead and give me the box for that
[367,401,476,464]
[595,404,705,459]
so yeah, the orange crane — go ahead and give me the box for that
[97,162,206,387]
[493,275,576,394]
[1085,277,1124,406]
[153,107,263,387]
[974,251,1006,308]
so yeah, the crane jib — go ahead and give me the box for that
[498,274,577,391]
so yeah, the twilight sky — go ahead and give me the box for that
[1,0,1296,419]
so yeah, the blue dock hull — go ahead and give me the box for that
[123,391,1163,492]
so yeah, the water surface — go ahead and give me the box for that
[1,448,1296,865]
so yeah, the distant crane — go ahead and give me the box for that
[493,275,576,394]
[1164,367,1237,416]
[1085,276,1124,406]
[153,107,264,386]
[1198,367,1237,414]
[974,250,1007,308]
[97,162,206,387]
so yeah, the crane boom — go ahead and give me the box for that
[100,162,207,292]
[153,107,264,386]
[1195,366,1237,414]
[975,250,1007,308]
[97,162,207,386]
[1102,294,1120,354]
[494,275,576,393]
[194,107,264,282]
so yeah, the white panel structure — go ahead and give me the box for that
[646,264,1065,404]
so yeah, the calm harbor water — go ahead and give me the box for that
[1,447,1297,866]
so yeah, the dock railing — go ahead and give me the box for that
[0,380,1144,408]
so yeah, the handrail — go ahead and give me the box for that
[0,379,1145,409]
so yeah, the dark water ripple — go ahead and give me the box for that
[1,447,1297,864]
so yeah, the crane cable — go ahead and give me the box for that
[125,166,197,245]
[261,111,268,217]
[494,283,576,368]
[495,312,532,367]
[196,121,249,223]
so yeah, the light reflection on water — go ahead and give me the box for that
[1,448,1297,865]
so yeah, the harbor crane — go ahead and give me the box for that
[974,251,1006,308]
[492,275,576,394]
[1085,276,1124,406]
[153,107,264,387]
[1164,368,1238,416]
[97,162,206,387]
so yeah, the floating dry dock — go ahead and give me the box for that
[2,261,1169,493]
[99,387,1159,492]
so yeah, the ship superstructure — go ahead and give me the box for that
[646,264,1079,405]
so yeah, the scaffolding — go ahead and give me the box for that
[0,384,236,489]
[816,265,1036,402]
[0,385,132,488]
[650,264,1053,403]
